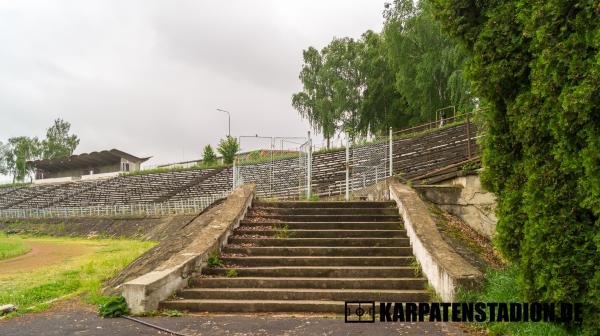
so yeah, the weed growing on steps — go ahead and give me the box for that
[273,223,290,239]
[226,269,238,277]
[207,250,223,267]
[409,258,423,277]
[163,309,182,317]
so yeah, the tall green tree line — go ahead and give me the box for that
[292,0,470,145]
[432,0,599,333]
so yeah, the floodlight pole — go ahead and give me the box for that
[216,108,231,137]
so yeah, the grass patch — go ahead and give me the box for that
[458,265,578,336]
[0,233,31,260]
[120,163,230,177]
[0,235,155,316]
[0,182,31,188]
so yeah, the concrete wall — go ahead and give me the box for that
[389,180,482,301]
[415,173,497,238]
[33,176,74,185]
[39,162,121,179]
[120,158,141,173]
[121,184,256,314]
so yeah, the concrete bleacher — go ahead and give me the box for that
[56,168,225,207]
[0,168,229,210]
[169,168,232,201]
[234,157,307,199]
[0,122,478,211]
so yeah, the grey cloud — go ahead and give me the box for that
[0,0,385,182]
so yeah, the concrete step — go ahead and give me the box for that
[243,214,401,222]
[233,229,407,238]
[249,207,399,216]
[176,288,430,302]
[221,256,416,267]
[203,266,417,278]
[189,277,428,290]
[160,299,348,313]
[228,237,410,247]
[222,246,413,256]
[253,201,396,209]
[238,222,402,230]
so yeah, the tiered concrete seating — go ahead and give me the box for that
[169,168,233,200]
[56,169,221,207]
[0,123,478,210]
[0,184,64,209]
[11,181,102,209]
[233,158,307,199]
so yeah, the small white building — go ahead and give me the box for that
[28,149,150,184]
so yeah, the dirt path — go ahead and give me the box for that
[0,241,99,275]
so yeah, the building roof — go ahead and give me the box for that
[28,149,151,172]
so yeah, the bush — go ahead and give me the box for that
[98,296,129,318]
[458,265,574,336]
[202,145,218,166]
[217,136,240,165]
[433,1,599,333]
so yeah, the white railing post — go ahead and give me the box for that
[232,158,236,190]
[389,127,393,177]
[307,131,312,199]
[345,138,350,201]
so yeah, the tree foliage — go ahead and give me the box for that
[217,136,240,165]
[292,0,469,142]
[3,136,41,182]
[202,144,217,166]
[384,0,470,121]
[1,118,79,182]
[41,118,79,160]
[432,0,599,332]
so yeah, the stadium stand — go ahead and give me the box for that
[0,122,478,211]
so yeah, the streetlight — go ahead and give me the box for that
[216,108,231,137]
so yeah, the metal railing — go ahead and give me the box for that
[0,192,229,219]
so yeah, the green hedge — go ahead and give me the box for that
[432,0,599,334]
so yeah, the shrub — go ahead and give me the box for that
[433,0,599,333]
[202,145,218,166]
[98,296,129,318]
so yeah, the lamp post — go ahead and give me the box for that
[216,108,231,137]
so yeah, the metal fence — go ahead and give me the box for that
[0,192,229,219]
[233,134,312,199]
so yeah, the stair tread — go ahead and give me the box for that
[222,256,412,259]
[164,299,348,304]
[181,288,429,293]
[195,277,425,280]
[241,221,403,223]
[230,237,407,240]
[209,266,414,270]
[225,246,409,249]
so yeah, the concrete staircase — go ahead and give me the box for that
[160,201,429,313]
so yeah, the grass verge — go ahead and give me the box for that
[0,233,31,260]
[0,235,155,317]
[458,265,578,336]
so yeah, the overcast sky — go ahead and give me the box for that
[0,0,387,181]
